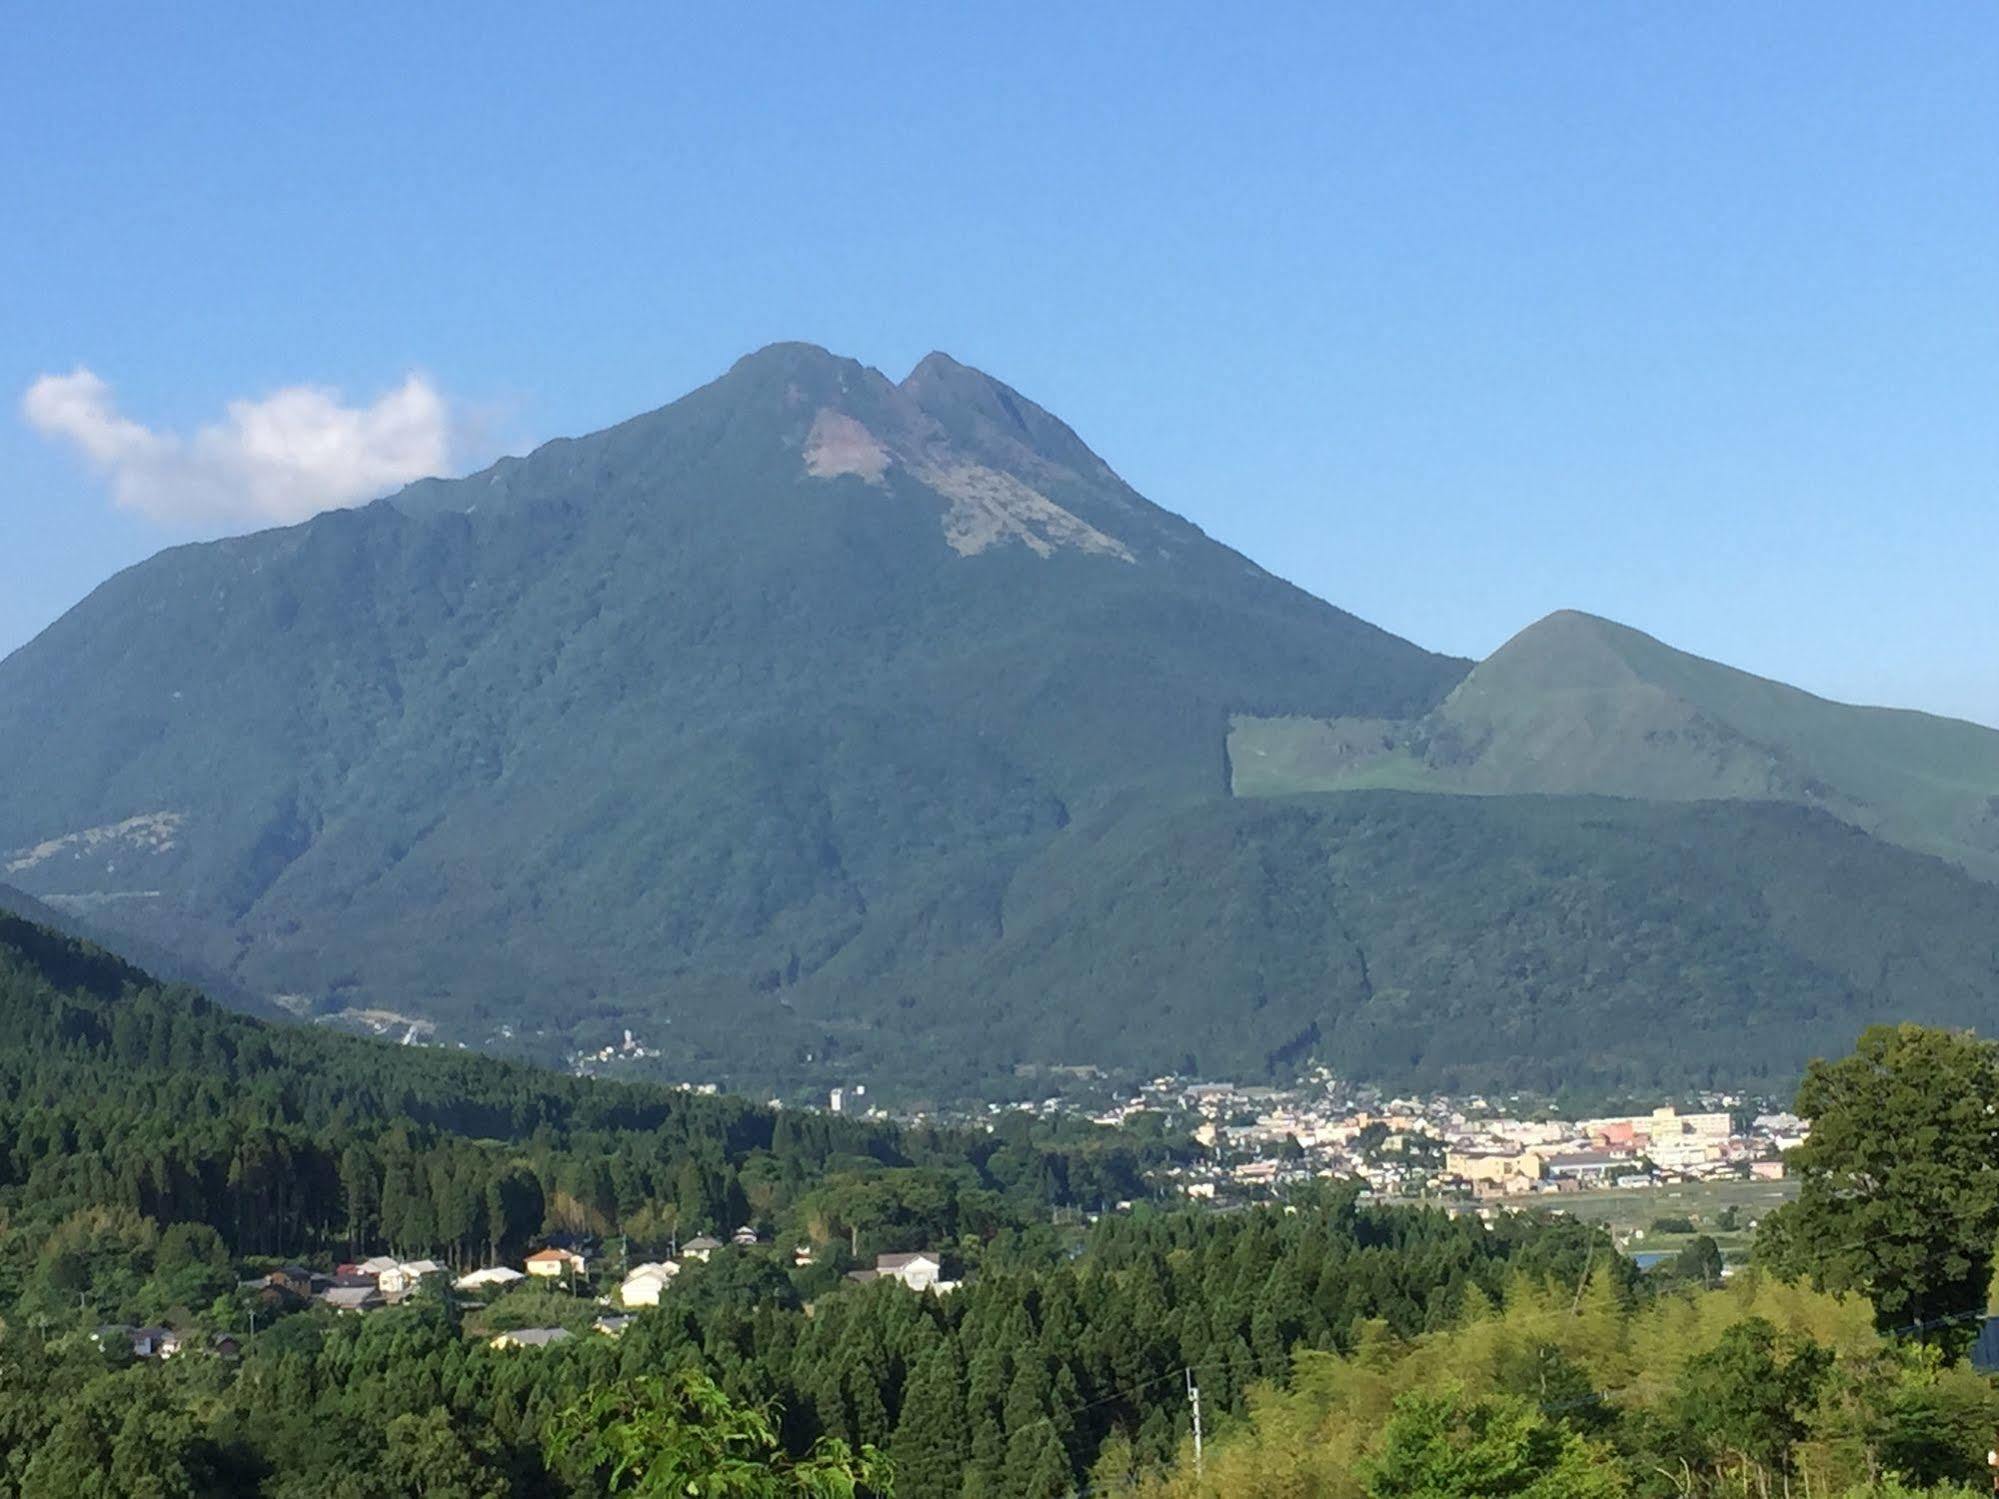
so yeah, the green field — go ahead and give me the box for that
[1556,1177,1798,1263]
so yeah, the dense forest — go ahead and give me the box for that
[6,915,1999,1496]
[0,910,1609,1494]
[1130,1271,1999,1498]
[0,911,1160,1276]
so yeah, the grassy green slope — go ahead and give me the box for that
[1233,609,1999,881]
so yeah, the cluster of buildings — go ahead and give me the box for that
[91,1324,241,1361]
[575,1029,658,1068]
[238,1216,958,1350]
[1441,1106,1802,1198]
[1069,1068,1804,1204]
[243,1256,449,1314]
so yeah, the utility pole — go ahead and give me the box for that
[1186,1367,1204,1481]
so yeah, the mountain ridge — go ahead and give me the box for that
[1233,607,1999,882]
[5,344,1996,1096]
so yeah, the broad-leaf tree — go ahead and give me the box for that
[1759,1024,1999,1359]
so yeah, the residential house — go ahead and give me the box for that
[93,1325,181,1360]
[593,1315,634,1337]
[322,1284,385,1313]
[454,1266,528,1292]
[847,1251,956,1294]
[730,1225,760,1247]
[490,1327,572,1349]
[265,1265,324,1299]
[681,1235,721,1262]
[876,1252,944,1292]
[618,1261,680,1308]
[379,1259,443,1297]
[525,1247,586,1279]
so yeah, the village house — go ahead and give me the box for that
[489,1326,573,1350]
[244,1264,328,1309]
[847,1251,955,1293]
[378,1259,442,1296]
[525,1247,587,1279]
[681,1235,722,1262]
[453,1265,528,1292]
[322,1284,385,1314]
[94,1325,183,1359]
[618,1260,681,1308]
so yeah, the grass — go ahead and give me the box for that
[1556,1177,1798,1262]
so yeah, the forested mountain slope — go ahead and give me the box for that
[0,909,1155,1263]
[0,909,1624,1496]
[0,344,1462,1088]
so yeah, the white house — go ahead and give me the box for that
[489,1327,572,1349]
[454,1266,527,1292]
[681,1235,721,1262]
[875,1252,944,1292]
[619,1260,681,1308]
[379,1259,442,1296]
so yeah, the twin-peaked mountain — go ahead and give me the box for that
[4,343,1997,1097]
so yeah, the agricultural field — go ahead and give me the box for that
[1559,1176,1799,1264]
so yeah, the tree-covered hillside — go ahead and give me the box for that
[0,911,1160,1274]
[856,791,1999,1095]
[0,907,1615,1496]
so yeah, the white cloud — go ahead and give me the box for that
[21,367,457,528]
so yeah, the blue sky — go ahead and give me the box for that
[5,5,1996,724]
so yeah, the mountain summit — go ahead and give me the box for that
[1232,608,1999,880]
[0,344,1465,1088]
[6,347,1997,1095]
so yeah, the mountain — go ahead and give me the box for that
[4,346,1997,1096]
[0,343,1465,1086]
[1231,609,1999,881]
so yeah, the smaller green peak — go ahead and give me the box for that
[1467,609,1655,693]
[1522,607,1622,634]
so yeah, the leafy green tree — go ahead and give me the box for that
[380,1407,510,1498]
[1667,1235,1723,1287]
[545,1369,891,1496]
[1760,1024,1999,1358]
[1359,1388,1626,1498]
[20,1377,221,1498]
[1669,1317,1829,1494]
